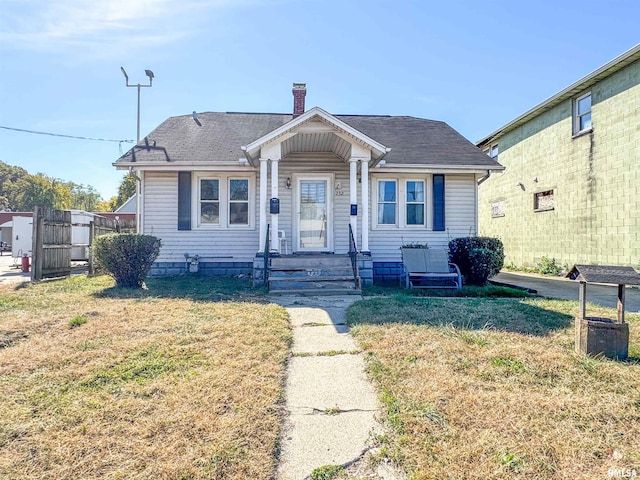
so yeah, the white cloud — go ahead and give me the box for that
[0,0,260,57]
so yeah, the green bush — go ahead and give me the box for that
[449,237,505,286]
[536,256,563,276]
[92,234,161,288]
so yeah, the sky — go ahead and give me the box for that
[1,0,639,201]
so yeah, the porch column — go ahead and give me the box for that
[259,158,268,252]
[270,158,279,252]
[349,157,358,246]
[360,159,369,252]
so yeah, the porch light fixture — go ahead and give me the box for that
[286,177,291,189]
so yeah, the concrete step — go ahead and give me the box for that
[267,255,360,294]
[270,287,362,296]
[268,280,360,294]
[269,275,355,283]
[270,267,354,278]
[270,255,352,269]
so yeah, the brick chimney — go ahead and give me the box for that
[292,83,306,117]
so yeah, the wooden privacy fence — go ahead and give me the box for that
[31,207,72,282]
[88,215,136,275]
[31,208,137,282]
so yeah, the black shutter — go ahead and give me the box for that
[178,172,191,230]
[433,174,445,231]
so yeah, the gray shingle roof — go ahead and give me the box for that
[114,111,500,168]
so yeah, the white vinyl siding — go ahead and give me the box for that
[368,173,478,261]
[143,171,259,262]
[142,169,478,264]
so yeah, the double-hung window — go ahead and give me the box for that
[195,176,252,228]
[406,180,425,225]
[229,179,249,225]
[377,180,397,225]
[200,179,220,224]
[374,175,445,230]
[573,92,592,135]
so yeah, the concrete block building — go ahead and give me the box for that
[477,44,640,269]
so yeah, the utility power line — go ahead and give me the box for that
[0,125,134,144]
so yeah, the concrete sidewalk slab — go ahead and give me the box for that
[286,355,379,413]
[279,412,378,480]
[272,294,403,480]
[291,325,353,354]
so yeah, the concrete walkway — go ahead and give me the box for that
[494,271,640,312]
[0,254,29,284]
[272,295,401,480]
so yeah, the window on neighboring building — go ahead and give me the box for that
[534,190,554,212]
[573,92,592,134]
[484,144,499,161]
[229,179,249,225]
[406,180,425,225]
[200,179,220,224]
[491,200,505,218]
[377,180,397,225]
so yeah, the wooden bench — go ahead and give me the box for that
[401,248,462,289]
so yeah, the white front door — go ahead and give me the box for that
[295,176,333,252]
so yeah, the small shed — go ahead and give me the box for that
[567,264,640,360]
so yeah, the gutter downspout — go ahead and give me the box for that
[477,170,491,185]
[129,166,143,233]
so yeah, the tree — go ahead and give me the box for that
[94,197,117,213]
[67,182,102,211]
[3,174,71,211]
[114,173,137,210]
[0,160,109,212]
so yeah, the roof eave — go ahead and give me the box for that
[477,43,640,147]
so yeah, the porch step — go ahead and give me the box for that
[269,275,355,283]
[270,288,362,296]
[267,254,361,294]
[270,255,352,269]
[269,267,354,278]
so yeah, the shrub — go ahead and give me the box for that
[467,248,495,286]
[536,256,563,276]
[449,237,504,286]
[92,234,161,288]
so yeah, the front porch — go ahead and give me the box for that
[242,107,390,257]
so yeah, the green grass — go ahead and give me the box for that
[68,315,88,328]
[363,283,531,298]
[310,464,344,480]
[348,296,572,336]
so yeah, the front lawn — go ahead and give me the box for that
[348,297,640,479]
[0,275,289,480]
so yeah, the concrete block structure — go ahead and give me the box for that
[477,44,640,269]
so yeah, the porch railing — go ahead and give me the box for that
[263,224,270,287]
[348,224,360,288]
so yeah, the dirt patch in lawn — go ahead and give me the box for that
[0,275,290,480]
[348,297,640,479]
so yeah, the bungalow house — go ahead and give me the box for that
[477,44,640,269]
[114,84,502,290]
